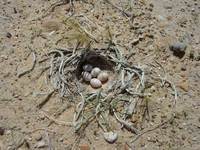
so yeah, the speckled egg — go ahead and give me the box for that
[83,64,93,72]
[97,72,109,83]
[90,78,102,88]
[82,72,92,82]
[91,67,101,77]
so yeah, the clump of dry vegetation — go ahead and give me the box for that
[18,0,178,147]
[39,16,178,145]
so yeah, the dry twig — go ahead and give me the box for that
[41,111,73,126]
[37,90,55,109]
[104,0,131,17]
[17,47,37,78]
[130,115,175,143]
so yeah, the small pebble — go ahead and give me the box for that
[103,131,118,143]
[13,8,17,13]
[181,134,186,140]
[169,42,187,58]
[181,65,186,71]
[6,32,12,38]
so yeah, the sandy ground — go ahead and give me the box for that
[0,0,200,149]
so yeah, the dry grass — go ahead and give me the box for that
[43,39,177,145]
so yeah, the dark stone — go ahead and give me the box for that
[0,127,5,135]
[181,65,186,71]
[13,8,17,14]
[6,32,12,38]
[169,42,187,58]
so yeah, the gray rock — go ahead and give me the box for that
[169,42,187,58]
[103,131,118,143]
[6,32,12,38]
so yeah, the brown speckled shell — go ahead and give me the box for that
[91,67,101,77]
[83,64,93,72]
[90,78,102,88]
[82,72,92,82]
[97,72,109,83]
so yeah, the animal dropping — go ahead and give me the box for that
[82,72,92,82]
[91,67,101,77]
[90,78,102,88]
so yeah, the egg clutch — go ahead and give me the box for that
[81,64,109,88]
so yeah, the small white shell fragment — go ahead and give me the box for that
[91,67,101,77]
[82,72,92,82]
[97,72,109,83]
[90,78,102,88]
[83,64,93,72]
[103,131,118,143]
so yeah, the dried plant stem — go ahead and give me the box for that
[104,0,131,17]
[43,44,178,145]
[74,93,85,122]
[17,47,36,77]
[37,90,55,109]
[113,111,139,134]
[27,128,56,134]
[41,111,73,126]
[130,115,174,143]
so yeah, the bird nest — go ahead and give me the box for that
[47,44,177,144]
